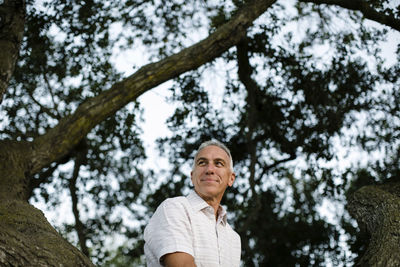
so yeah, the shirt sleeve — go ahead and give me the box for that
[144,198,194,264]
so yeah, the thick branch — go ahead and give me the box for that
[29,0,277,174]
[301,0,400,32]
[0,0,25,103]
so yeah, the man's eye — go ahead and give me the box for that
[216,161,224,166]
[198,161,206,166]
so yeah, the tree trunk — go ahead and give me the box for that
[348,182,400,266]
[0,200,94,266]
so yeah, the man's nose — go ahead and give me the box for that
[205,163,216,174]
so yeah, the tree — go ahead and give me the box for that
[0,0,399,266]
[0,0,278,265]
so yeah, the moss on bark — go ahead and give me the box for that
[348,183,400,266]
[0,200,94,266]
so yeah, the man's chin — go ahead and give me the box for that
[196,187,221,198]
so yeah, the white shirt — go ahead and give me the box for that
[144,190,241,267]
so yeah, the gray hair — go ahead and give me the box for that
[192,139,234,171]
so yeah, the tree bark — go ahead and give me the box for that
[0,200,94,266]
[0,0,25,103]
[348,182,400,266]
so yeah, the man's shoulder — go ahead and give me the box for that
[145,195,192,232]
[158,195,191,211]
[162,195,189,204]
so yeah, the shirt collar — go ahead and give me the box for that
[187,190,228,225]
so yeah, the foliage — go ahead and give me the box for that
[1,0,399,265]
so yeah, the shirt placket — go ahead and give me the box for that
[206,207,222,266]
[216,214,226,266]
[215,222,221,266]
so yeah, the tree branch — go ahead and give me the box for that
[236,37,263,260]
[28,0,277,174]
[0,0,25,103]
[27,89,60,120]
[69,147,90,258]
[264,153,297,172]
[301,0,400,32]
[42,71,62,119]
[27,162,59,198]
[237,36,259,195]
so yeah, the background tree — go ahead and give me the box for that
[0,0,399,266]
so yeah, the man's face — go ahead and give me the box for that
[191,145,235,201]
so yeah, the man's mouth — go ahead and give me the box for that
[201,178,218,183]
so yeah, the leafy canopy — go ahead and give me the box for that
[1,0,399,265]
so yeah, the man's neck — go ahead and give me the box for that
[194,190,222,220]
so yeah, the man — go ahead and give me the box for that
[144,139,241,267]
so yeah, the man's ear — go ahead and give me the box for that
[228,172,236,187]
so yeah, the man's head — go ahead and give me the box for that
[192,139,234,172]
[191,139,235,202]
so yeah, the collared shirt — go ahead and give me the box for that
[144,190,241,267]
